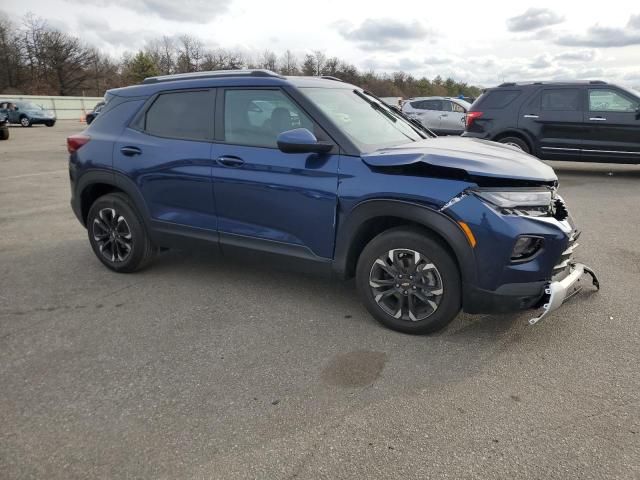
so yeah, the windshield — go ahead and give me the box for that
[22,102,43,110]
[300,88,425,152]
[620,85,640,101]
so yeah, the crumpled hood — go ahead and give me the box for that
[361,136,557,182]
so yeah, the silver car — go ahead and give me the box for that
[402,96,471,135]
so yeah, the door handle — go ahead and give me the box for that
[217,156,245,168]
[589,117,607,121]
[523,114,539,119]
[120,146,142,156]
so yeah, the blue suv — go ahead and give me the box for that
[68,70,598,334]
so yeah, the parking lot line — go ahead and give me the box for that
[1,169,67,179]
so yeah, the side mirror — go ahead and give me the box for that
[277,128,333,154]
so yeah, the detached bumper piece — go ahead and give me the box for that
[528,263,600,325]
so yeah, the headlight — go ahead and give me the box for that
[474,189,552,208]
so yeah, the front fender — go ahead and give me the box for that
[332,199,477,286]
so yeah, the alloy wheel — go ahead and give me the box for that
[92,208,133,263]
[504,141,523,150]
[20,117,30,127]
[369,248,444,322]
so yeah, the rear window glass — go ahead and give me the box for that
[478,90,521,109]
[145,90,212,140]
[541,89,581,111]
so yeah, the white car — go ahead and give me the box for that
[402,96,471,135]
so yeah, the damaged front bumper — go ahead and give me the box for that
[528,262,600,325]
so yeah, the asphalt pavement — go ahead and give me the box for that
[1,122,639,479]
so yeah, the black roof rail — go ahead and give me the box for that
[589,80,607,85]
[498,82,517,87]
[320,75,344,82]
[142,69,284,84]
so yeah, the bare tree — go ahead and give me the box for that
[176,34,203,73]
[146,36,176,75]
[259,49,277,71]
[313,50,326,76]
[322,56,339,76]
[279,50,298,75]
[0,14,23,92]
[42,30,96,95]
[0,11,484,99]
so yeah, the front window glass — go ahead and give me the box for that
[301,88,424,152]
[224,89,316,148]
[451,102,466,113]
[589,89,639,112]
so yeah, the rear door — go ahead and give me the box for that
[113,89,217,233]
[583,87,640,163]
[414,100,443,131]
[519,87,584,159]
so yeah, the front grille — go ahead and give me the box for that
[552,195,569,221]
[553,231,580,277]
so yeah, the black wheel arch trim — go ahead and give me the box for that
[74,169,153,230]
[332,199,477,287]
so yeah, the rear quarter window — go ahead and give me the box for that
[144,90,213,141]
[476,90,521,109]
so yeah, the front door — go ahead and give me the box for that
[583,87,640,163]
[212,87,339,260]
[113,89,217,232]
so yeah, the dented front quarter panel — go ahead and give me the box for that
[444,194,570,291]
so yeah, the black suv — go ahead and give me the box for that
[463,81,640,163]
[0,110,8,140]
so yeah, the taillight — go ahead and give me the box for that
[465,111,483,129]
[67,134,90,154]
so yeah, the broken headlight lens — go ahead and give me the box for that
[474,190,552,208]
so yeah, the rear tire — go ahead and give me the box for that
[497,136,529,153]
[20,116,31,127]
[86,193,156,273]
[356,227,461,334]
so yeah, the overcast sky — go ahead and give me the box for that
[2,0,640,88]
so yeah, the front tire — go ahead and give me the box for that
[86,193,156,273]
[356,227,461,334]
[45,121,55,127]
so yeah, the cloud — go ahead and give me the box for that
[81,18,157,48]
[362,57,424,71]
[424,56,452,65]
[507,8,564,32]
[554,50,597,62]
[530,55,552,69]
[556,14,640,47]
[65,0,231,24]
[335,18,436,51]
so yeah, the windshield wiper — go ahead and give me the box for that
[361,90,436,138]
[353,89,398,123]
